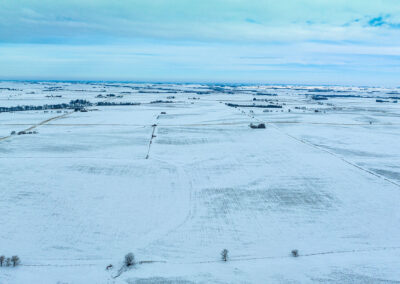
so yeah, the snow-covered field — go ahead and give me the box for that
[1,81,400,283]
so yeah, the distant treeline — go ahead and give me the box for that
[255,92,278,96]
[309,94,400,100]
[225,103,282,108]
[96,102,140,106]
[149,100,174,104]
[0,99,140,113]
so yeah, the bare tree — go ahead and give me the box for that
[221,249,228,262]
[0,256,4,266]
[5,258,11,266]
[11,256,20,267]
[291,249,299,257]
[124,253,135,267]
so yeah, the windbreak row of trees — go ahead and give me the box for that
[0,100,141,113]
[0,100,91,113]
[0,255,20,267]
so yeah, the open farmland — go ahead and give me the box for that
[1,82,400,283]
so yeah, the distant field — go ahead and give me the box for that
[1,82,400,283]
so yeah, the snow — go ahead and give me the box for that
[1,82,400,283]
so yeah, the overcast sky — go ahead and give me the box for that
[1,0,400,85]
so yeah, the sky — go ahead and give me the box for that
[0,0,400,86]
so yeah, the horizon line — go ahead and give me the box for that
[0,79,396,89]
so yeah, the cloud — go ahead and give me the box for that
[368,16,386,27]
[245,18,259,24]
[0,0,400,43]
[0,0,399,85]
[366,15,400,29]
[1,41,399,86]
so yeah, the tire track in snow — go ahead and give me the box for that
[173,245,400,264]
[269,124,400,189]
[23,245,400,267]
[0,112,72,142]
[137,158,196,255]
[231,106,400,189]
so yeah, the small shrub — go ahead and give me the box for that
[106,264,113,270]
[5,258,11,266]
[221,249,228,262]
[124,253,135,267]
[291,249,299,257]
